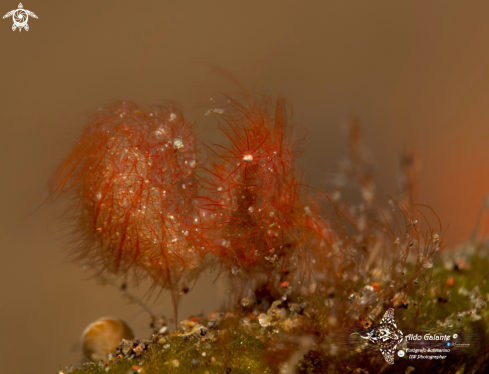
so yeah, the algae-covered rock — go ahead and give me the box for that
[61,238,489,374]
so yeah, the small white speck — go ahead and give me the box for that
[173,138,184,149]
[243,154,253,163]
[204,108,224,116]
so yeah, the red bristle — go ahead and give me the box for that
[50,102,208,290]
[205,94,302,277]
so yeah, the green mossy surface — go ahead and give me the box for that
[65,240,489,374]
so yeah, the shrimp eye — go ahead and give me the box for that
[242,154,253,163]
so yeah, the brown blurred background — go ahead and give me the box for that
[1,1,489,372]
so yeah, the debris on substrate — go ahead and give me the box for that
[61,238,489,374]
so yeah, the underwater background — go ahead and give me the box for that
[1,1,489,373]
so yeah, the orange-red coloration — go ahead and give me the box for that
[50,89,444,329]
[372,282,380,291]
[50,102,209,289]
[204,96,303,277]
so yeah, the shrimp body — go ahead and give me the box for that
[51,102,205,287]
[206,96,301,273]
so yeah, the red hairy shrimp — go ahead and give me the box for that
[50,102,210,295]
[204,94,303,278]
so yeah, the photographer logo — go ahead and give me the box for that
[3,3,37,32]
[359,308,404,365]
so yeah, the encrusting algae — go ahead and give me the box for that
[52,88,489,373]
